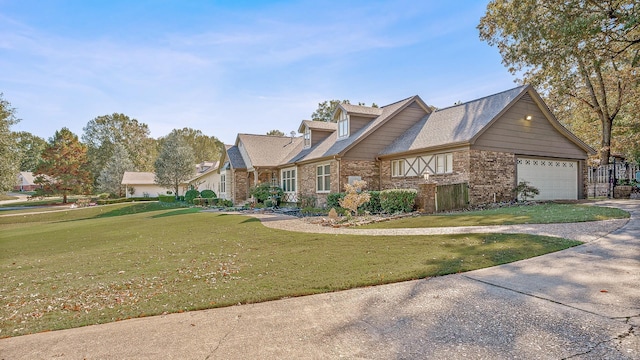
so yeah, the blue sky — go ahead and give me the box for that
[1,0,517,144]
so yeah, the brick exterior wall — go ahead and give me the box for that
[339,160,379,192]
[380,150,470,190]
[468,150,516,204]
[298,160,338,207]
[231,169,248,204]
[379,149,517,206]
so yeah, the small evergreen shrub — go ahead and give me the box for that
[96,197,158,205]
[380,189,418,213]
[158,195,176,203]
[326,192,345,209]
[219,199,234,207]
[250,183,283,204]
[513,181,539,201]
[361,191,382,214]
[185,189,200,204]
[200,189,216,198]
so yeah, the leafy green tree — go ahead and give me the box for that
[97,143,136,197]
[82,113,155,180]
[0,93,20,192]
[479,0,640,164]
[157,128,223,164]
[15,131,47,171]
[34,128,92,203]
[266,129,285,136]
[154,132,195,198]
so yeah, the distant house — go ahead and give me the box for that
[14,172,39,192]
[219,85,595,206]
[121,172,174,198]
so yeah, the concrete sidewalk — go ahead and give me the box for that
[1,200,639,359]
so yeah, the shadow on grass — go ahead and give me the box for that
[241,217,261,224]
[151,208,201,218]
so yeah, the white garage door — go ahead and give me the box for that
[517,158,578,200]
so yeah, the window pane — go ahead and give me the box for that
[446,153,453,173]
[317,176,323,191]
[317,166,322,176]
[324,165,330,174]
[324,175,331,191]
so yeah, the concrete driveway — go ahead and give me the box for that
[1,200,638,359]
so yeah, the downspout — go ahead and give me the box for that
[334,156,341,192]
[376,156,381,191]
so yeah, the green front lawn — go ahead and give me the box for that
[361,203,629,229]
[1,203,581,337]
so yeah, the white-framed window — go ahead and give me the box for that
[316,164,331,192]
[220,174,226,194]
[436,153,453,174]
[281,168,296,192]
[391,160,405,177]
[337,110,349,139]
[303,126,311,148]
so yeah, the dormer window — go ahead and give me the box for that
[304,126,311,148]
[337,110,349,139]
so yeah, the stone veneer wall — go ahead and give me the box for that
[298,160,337,207]
[467,150,515,204]
[581,160,588,199]
[380,150,470,190]
[339,160,380,191]
[232,169,248,205]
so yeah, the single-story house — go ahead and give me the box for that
[219,85,595,206]
[14,172,40,192]
[121,172,175,198]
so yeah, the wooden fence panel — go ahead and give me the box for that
[437,183,469,212]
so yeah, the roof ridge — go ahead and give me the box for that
[434,85,528,113]
[381,95,416,109]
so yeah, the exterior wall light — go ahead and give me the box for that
[525,115,533,121]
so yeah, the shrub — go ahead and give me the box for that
[158,195,176,203]
[184,189,200,204]
[326,192,345,209]
[218,199,234,207]
[513,181,539,201]
[96,197,158,205]
[297,195,317,208]
[200,189,216,198]
[361,191,382,214]
[380,189,418,214]
[97,193,110,200]
[250,183,283,204]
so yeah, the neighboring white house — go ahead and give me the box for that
[121,172,175,198]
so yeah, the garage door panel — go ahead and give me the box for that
[517,158,577,200]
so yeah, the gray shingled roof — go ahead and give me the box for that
[339,103,383,117]
[237,134,303,168]
[226,145,246,169]
[380,85,528,156]
[295,96,418,162]
[299,120,337,132]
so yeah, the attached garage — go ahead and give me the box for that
[517,157,578,200]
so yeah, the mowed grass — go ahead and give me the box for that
[361,203,629,229]
[1,203,581,337]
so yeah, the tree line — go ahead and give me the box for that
[0,95,224,201]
